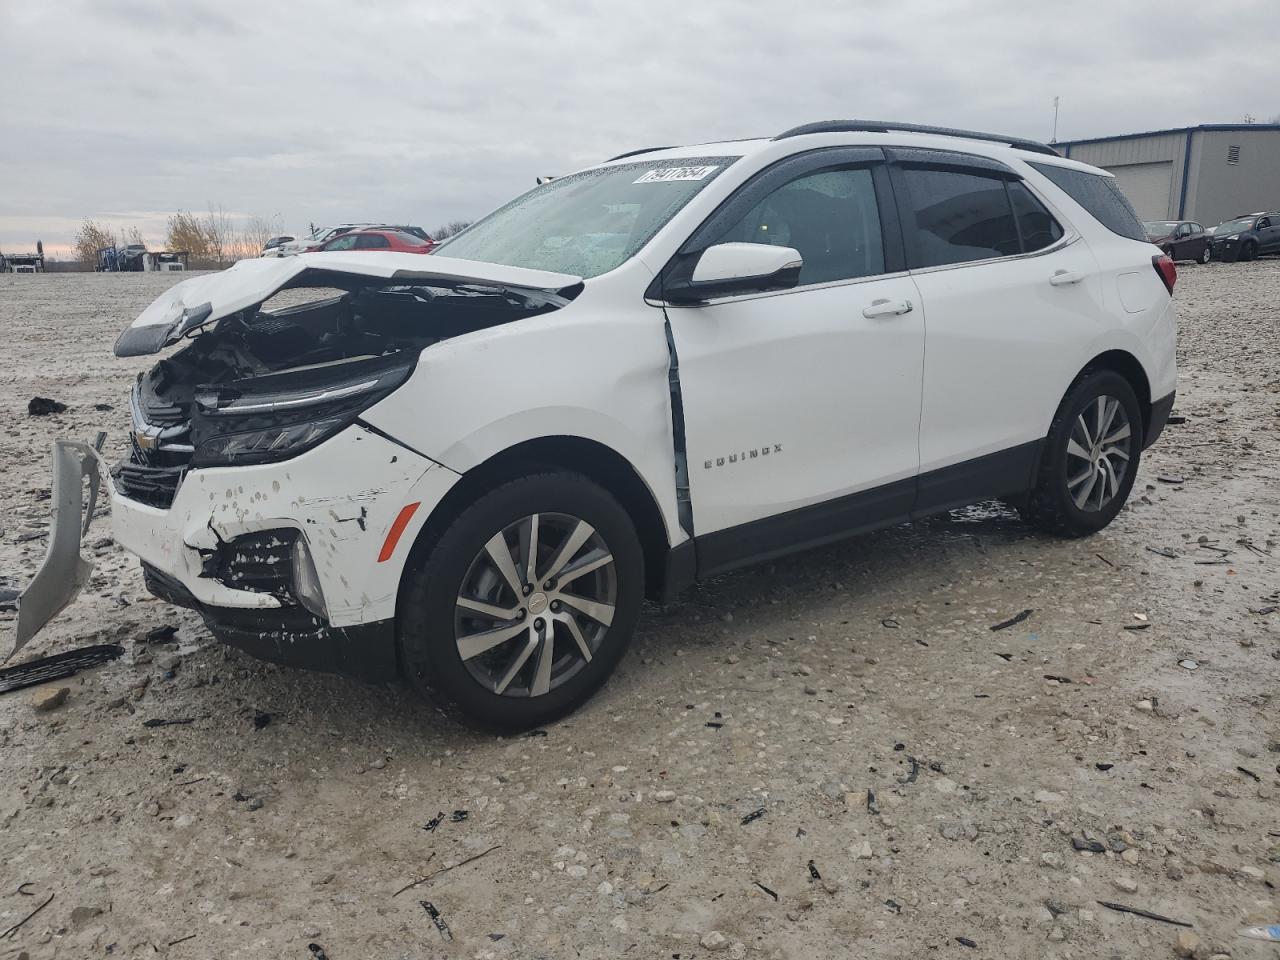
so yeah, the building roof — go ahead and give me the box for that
[1056,123,1280,148]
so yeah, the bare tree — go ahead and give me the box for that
[123,226,147,248]
[235,215,284,259]
[73,220,117,266]
[430,220,472,241]
[166,210,211,258]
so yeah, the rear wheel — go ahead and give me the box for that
[398,472,643,731]
[1023,370,1142,537]
[1198,245,1211,264]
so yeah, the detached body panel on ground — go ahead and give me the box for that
[13,122,1178,728]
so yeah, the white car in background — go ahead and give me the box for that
[18,120,1177,731]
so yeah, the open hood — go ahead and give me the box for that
[114,252,583,357]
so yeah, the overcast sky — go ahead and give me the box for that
[1,0,1276,255]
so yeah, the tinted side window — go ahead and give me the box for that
[325,235,358,250]
[355,233,390,249]
[1008,181,1064,253]
[705,167,885,285]
[1029,162,1146,241]
[900,168,1019,267]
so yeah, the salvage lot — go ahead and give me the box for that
[1,263,1277,958]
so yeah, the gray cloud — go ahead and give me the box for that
[1,0,1275,254]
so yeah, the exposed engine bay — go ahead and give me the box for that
[120,280,568,507]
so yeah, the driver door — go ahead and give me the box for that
[662,149,924,572]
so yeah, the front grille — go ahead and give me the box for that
[201,529,299,600]
[112,460,185,509]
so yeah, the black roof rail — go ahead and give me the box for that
[774,120,1060,157]
[605,145,676,162]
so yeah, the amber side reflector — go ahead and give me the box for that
[378,502,422,563]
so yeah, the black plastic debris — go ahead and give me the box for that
[420,900,452,941]
[1123,623,1151,631]
[307,943,330,960]
[866,789,880,815]
[27,397,66,416]
[1166,415,1187,425]
[899,756,920,785]
[93,403,115,412]
[450,810,468,823]
[1238,766,1261,783]
[740,807,766,826]
[1072,838,1105,852]
[956,936,978,949]
[1096,900,1192,927]
[990,609,1033,631]
[142,717,195,728]
[423,812,445,832]
[807,860,822,881]
[885,898,902,914]
[753,881,778,901]
[141,624,179,645]
[0,644,124,696]
[253,712,272,730]
[880,618,900,629]
[1095,763,1114,772]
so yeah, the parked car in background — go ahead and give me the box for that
[23,120,1178,730]
[315,228,435,254]
[1209,212,1280,261]
[260,235,296,256]
[268,224,377,257]
[1142,220,1211,264]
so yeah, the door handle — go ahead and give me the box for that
[862,298,913,319]
[1049,269,1084,286]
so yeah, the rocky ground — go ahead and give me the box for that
[1,262,1278,960]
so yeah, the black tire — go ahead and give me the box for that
[1241,241,1258,262]
[1022,370,1143,538]
[1198,245,1211,264]
[398,471,644,731]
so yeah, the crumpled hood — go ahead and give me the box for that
[114,252,583,357]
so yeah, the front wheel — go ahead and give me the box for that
[1198,245,1211,264]
[398,472,644,731]
[1022,370,1143,537]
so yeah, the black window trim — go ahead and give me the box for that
[885,147,1075,275]
[648,146,909,305]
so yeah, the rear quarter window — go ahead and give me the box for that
[1029,162,1147,242]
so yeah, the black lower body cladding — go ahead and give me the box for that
[142,563,399,683]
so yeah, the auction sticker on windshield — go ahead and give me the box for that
[634,165,718,184]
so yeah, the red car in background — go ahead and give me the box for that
[315,228,436,254]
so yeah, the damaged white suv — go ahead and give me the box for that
[17,121,1177,730]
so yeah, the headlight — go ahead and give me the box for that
[190,353,414,467]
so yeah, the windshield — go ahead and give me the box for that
[438,157,738,278]
[1215,217,1256,235]
[1142,221,1179,236]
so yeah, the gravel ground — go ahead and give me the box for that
[1,262,1278,959]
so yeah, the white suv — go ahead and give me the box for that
[18,121,1177,730]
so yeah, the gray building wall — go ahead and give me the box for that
[1059,126,1280,227]
[1186,129,1280,226]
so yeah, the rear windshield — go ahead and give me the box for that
[1029,163,1147,241]
[437,157,737,278]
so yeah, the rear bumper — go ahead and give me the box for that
[1145,391,1176,449]
[143,562,399,682]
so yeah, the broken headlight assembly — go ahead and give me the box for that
[189,353,415,468]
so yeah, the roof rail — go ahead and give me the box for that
[774,120,1059,156]
[605,145,676,162]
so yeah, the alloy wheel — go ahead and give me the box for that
[454,512,617,697]
[1065,395,1133,512]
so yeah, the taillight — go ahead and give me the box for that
[1152,254,1176,295]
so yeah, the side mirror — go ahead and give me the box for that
[664,242,803,304]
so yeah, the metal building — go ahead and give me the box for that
[1056,124,1280,226]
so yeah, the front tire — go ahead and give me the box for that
[1241,241,1258,262]
[398,472,644,731]
[1023,370,1142,537]
[1198,245,1211,264]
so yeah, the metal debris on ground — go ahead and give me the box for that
[880,618,900,628]
[167,934,196,947]
[423,812,445,832]
[1237,766,1261,782]
[420,900,453,941]
[753,880,778,901]
[990,609,1033,631]
[955,936,977,948]
[807,860,822,880]
[0,891,54,939]
[0,644,124,695]
[740,807,766,826]
[1096,900,1192,927]
[392,845,501,897]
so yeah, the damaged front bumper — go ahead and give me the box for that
[12,426,460,680]
[10,438,104,659]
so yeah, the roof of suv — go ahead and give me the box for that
[598,119,1103,174]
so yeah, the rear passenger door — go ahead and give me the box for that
[887,149,1106,512]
